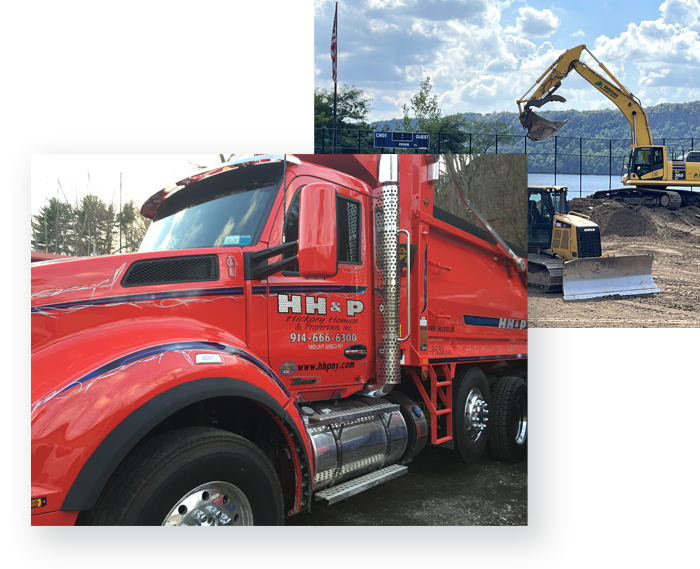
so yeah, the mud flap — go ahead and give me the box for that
[562,255,660,301]
[522,110,568,142]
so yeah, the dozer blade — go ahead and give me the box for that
[521,110,568,142]
[562,255,660,301]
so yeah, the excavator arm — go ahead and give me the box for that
[517,45,652,146]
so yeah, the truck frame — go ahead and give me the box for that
[31,154,528,526]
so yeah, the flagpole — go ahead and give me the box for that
[332,2,338,154]
[333,81,337,154]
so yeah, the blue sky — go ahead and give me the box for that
[314,0,700,121]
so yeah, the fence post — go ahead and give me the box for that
[495,134,498,154]
[554,136,558,185]
[469,133,472,155]
[437,132,441,155]
[322,127,326,154]
[609,139,612,189]
[358,130,361,153]
[524,135,527,154]
[579,137,582,198]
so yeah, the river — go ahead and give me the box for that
[528,173,624,198]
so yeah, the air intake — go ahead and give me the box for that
[122,255,219,287]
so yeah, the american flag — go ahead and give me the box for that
[331,3,337,82]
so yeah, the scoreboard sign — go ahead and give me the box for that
[374,131,430,149]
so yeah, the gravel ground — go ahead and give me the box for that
[286,445,527,526]
[528,198,700,327]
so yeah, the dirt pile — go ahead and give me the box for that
[568,197,700,244]
[529,197,700,328]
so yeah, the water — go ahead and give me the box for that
[528,173,622,198]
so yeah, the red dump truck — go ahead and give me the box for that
[31,154,528,526]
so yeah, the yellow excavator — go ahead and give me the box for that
[518,45,700,208]
[528,186,659,300]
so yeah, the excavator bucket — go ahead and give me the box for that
[562,254,660,301]
[521,110,568,142]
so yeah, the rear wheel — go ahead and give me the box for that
[488,376,528,463]
[453,367,491,463]
[78,427,284,526]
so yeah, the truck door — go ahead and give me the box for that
[267,179,373,395]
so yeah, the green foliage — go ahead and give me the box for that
[31,198,74,255]
[398,76,441,133]
[314,84,373,152]
[395,76,517,153]
[31,195,151,256]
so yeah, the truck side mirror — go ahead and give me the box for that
[298,183,338,279]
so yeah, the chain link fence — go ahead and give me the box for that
[315,127,696,181]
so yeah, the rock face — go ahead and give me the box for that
[433,154,528,251]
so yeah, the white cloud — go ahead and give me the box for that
[660,0,700,28]
[314,0,700,119]
[593,2,700,90]
[507,7,560,38]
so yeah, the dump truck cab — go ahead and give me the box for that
[32,154,528,526]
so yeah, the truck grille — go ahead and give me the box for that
[122,255,219,286]
[576,228,602,258]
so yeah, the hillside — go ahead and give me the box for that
[370,101,699,174]
[372,101,700,141]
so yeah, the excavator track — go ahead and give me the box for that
[591,188,682,209]
[527,254,563,292]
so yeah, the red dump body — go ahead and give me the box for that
[31,154,527,525]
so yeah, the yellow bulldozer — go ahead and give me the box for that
[528,186,660,300]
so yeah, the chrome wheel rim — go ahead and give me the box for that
[464,388,489,442]
[163,481,253,526]
[513,395,527,445]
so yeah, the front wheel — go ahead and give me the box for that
[488,376,528,463]
[78,427,284,526]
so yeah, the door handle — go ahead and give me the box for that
[344,344,367,360]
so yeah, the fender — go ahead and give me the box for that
[61,376,308,511]
[31,342,311,515]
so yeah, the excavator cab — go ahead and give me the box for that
[626,147,665,181]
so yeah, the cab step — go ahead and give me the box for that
[314,464,408,505]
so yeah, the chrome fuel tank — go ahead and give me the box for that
[301,397,408,492]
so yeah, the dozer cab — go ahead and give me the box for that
[528,186,660,300]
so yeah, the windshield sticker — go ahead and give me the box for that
[239,235,251,245]
[224,235,240,245]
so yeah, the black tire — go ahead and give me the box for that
[488,376,528,463]
[453,367,491,463]
[78,427,284,526]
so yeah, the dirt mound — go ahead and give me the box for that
[568,198,700,243]
[604,208,657,237]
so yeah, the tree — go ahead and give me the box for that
[398,75,517,153]
[31,197,74,255]
[73,195,116,256]
[398,75,441,133]
[314,84,373,152]
[117,200,151,253]
[460,118,518,154]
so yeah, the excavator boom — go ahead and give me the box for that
[517,45,652,145]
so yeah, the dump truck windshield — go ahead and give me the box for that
[140,163,283,252]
